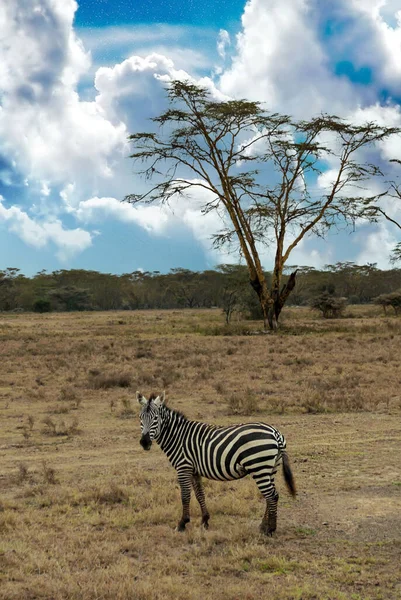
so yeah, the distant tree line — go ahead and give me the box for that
[1,262,401,319]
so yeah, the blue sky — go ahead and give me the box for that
[74,0,246,28]
[1,0,401,276]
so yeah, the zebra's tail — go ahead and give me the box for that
[282,451,296,497]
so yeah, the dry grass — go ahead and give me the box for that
[88,371,132,389]
[0,308,400,599]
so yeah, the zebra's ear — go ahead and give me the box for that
[136,391,147,406]
[154,391,166,406]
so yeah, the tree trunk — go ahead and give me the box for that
[248,265,297,332]
[275,269,298,320]
[267,270,297,328]
[250,277,276,331]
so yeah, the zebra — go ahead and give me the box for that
[137,391,296,535]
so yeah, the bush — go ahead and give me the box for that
[41,416,79,436]
[33,298,52,313]
[373,290,401,315]
[310,292,346,318]
[227,389,259,415]
[88,371,132,389]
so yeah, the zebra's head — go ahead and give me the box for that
[137,391,165,451]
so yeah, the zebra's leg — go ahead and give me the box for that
[192,474,210,529]
[253,473,279,536]
[177,469,193,532]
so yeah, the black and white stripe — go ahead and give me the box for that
[138,391,296,535]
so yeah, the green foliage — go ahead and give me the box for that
[49,285,92,311]
[33,298,52,313]
[0,268,27,311]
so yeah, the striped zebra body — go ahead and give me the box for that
[138,391,296,535]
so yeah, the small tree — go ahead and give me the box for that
[373,290,401,315]
[166,268,200,308]
[216,264,249,324]
[310,292,347,319]
[126,81,400,330]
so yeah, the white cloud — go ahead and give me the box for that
[219,0,356,117]
[343,0,401,91]
[94,52,226,134]
[76,185,226,246]
[356,222,398,267]
[219,0,401,117]
[217,29,230,60]
[0,196,92,260]
[0,0,127,194]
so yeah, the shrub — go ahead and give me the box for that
[310,292,347,318]
[227,389,259,415]
[33,298,52,313]
[59,386,77,401]
[119,397,134,418]
[88,372,132,389]
[79,483,130,505]
[373,290,401,316]
[41,461,58,485]
[16,463,30,484]
[41,416,79,436]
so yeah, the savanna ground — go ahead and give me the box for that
[0,307,401,600]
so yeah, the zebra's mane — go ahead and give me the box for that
[147,393,187,420]
[163,403,187,421]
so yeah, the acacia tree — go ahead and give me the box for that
[125,80,400,330]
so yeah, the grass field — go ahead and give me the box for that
[1,307,401,600]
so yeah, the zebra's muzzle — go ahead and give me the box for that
[140,434,152,451]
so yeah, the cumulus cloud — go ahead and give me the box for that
[356,222,399,268]
[219,0,357,117]
[94,52,226,135]
[76,186,226,252]
[0,196,92,260]
[94,53,189,130]
[220,0,401,117]
[0,0,127,194]
[334,0,401,94]
[73,189,334,269]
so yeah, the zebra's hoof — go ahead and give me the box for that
[259,523,275,536]
[176,519,189,532]
[201,514,210,529]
